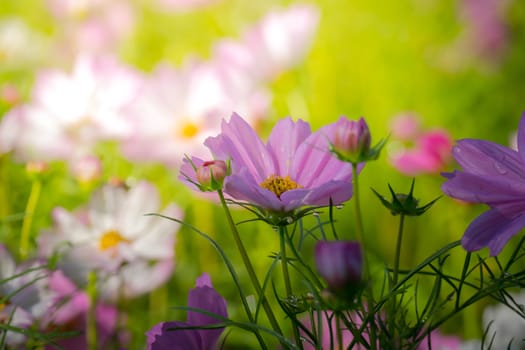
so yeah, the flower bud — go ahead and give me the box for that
[332,117,371,162]
[195,160,228,190]
[71,155,102,184]
[315,241,363,296]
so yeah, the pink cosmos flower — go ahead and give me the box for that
[38,181,181,301]
[120,61,269,168]
[213,4,320,82]
[187,113,353,215]
[0,54,142,163]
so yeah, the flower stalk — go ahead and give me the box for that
[20,178,42,259]
[87,270,98,350]
[279,225,301,346]
[217,190,283,340]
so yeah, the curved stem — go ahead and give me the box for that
[351,163,376,350]
[218,190,283,341]
[20,179,42,259]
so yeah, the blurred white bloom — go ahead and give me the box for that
[0,18,49,69]
[0,55,142,163]
[38,181,182,301]
[213,4,320,82]
[481,292,525,349]
[120,60,270,168]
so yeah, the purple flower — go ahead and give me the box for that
[442,113,525,255]
[202,113,353,214]
[315,241,363,295]
[146,274,227,350]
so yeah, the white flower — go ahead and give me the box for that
[38,181,182,301]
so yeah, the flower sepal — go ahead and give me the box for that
[372,179,440,216]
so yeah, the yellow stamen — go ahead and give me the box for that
[260,175,302,198]
[179,122,200,139]
[99,230,129,251]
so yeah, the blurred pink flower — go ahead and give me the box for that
[156,0,220,12]
[388,114,453,176]
[120,61,269,168]
[38,181,182,301]
[0,55,142,163]
[459,0,510,62]
[43,270,119,350]
[213,4,320,82]
[47,0,135,57]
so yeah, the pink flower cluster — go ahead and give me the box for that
[0,4,320,173]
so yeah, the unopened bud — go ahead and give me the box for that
[196,160,227,190]
[334,117,371,156]
[315,240,363,297]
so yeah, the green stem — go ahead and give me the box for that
[336,314,343,350]
[351,163,376,350]
[20,179,42,259]
[217,190,283,339]
[392,214,405,287]
[351,164,364,243]
[279,226,301,346]
[87,271,98,350]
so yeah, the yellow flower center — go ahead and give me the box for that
[99,230,129,251]
[0,302,4,313]
[260,175,302,198]
[179,122,200,139]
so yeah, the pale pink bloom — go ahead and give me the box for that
[121,61,269,168]
[213,4,320,82]
[47,0,135,57]
[459,0,510,62]
[70,155,103,183]
[0,83,21,105]
[0,55,142,163]
[156,0,220,12]
[390,113,421,141]
[38,181,182,301]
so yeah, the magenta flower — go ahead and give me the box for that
[442,113,525,255]
[389,114,453,176]
[201,113,353,216]
[146,273,227,350]
[43,270,119,350]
